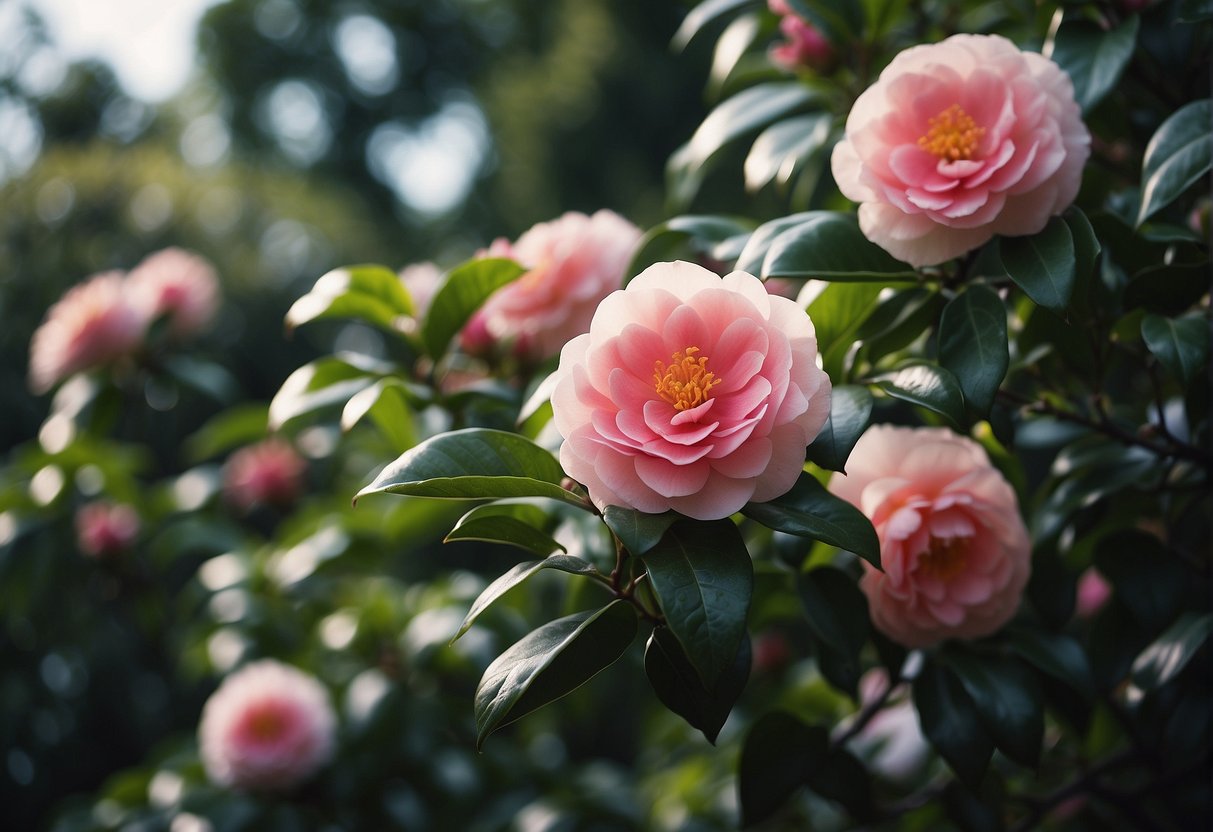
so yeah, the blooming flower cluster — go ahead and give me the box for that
[74,501,141,559]
[831,34,1089,266]
[767,0,834,72]
[28,248,220,393]
[198,660,337,791]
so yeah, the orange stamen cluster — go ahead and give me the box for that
[918,104,985,161]
[917,534,969,581]
[654,346,721,411]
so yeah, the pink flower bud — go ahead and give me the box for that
[127,248,220,338]
[75,501,140,558]
[1075,567,1112,619]
[223,439,306,510]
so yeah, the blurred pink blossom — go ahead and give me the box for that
[768,2,834,72]
[840,669,931,783]
[75,501,140,558]
[397,261,443,320]
[477,211,642,360]
[830,425,1031,648]
[198,660,336,790]
[1075,567,1112,619]
[551,261,831,520]
[127,248,220,337]
[223,439,306,510]
[831,34,1090,267]
[28,272,144,393]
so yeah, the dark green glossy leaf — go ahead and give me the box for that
[942,649,1044,768]
[857,288,945,366]
[1129,612,1213,695]
[1094,530,1186,632]
[603,506,678,556]
[421,258,525,359]
[739,712,822,827]
[269,355,384,430]
[445,503,568,559]
[644,628,751,744]
[1123,261,1211,315]
[999,217,1076,311]
[627,215,753,283]
[742,472,880,568]
[184,404,271,462]
[355,428,586,509]
[1049,16,1139,112]
[745,113,833,192]
[1141,313,1209,385]
[816,640,862,699]
[285,264,414,333]
[797,566,869,657]
[1138,99,1213,225]
[913,658,994,788]
[806,746,874,821]
[453,554,598,641]
[1005,623,1095,700]
[642,519,753,690]
[805,385,873,473]
[871,362,966,429]
[474,601,637,749]
[938,285,1009,418]
[762,212,918,281]
[735,212,819,275]
[672,0,754,50]
[804,282,884,364]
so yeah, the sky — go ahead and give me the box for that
[28,0,221,102]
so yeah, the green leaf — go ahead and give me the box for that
[856,288,945,366]
[268,354,383,430]
[742,472,881,568]
[805,746,874,821]
[1138,99,1213,226]
[453,555,598,641]
[942,648,1044,768]
[340,378,418,451]
[603,506,679,556]
[938,285,1009,418]
[762,212,919,281]
[671,0,754,51]
[626,215,752,285]
[1129,612,1213,695]
[445,503,568,559]
[999,217,1077,311]
[644,628,751,744]
[803,282,884,365]
[735,212,819,275]
[1141,313,1209,385]
[739,712,822,826]
[1178,0,1213,22]
[421,258,526,359]
[805,385,873,473]
[474,601,637,749]
[184,404,271,462]
[797,566,870,657]
[355,428,586,509]
[1048,15,1139,112]
[913,658,994,788]
[1094,530,1186,632]
[744,113,833,192]
[1005,623,1095,700]
[870,362,966,429]
[642,519,753,690]
[285,264,413,333]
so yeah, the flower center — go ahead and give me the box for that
[917,104,985,161]
[917,534,969,581]
[246,706,288,742]
[517,258,552,292]
[654,346,721,411]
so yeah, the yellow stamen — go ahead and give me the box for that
[654,346,721,411]
[917,535,969,581]
[917,104,985,161]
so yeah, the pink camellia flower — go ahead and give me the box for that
[551,260,831,521]
[768,1,834,72]
[223,439,306,510]
[478,210,642,360]
[127,248,220,337]
[198,660,336,790]
[829,425,1030,648]
[75,501,140,558]
[831,34,1090,267]
[1075,566,1112,619]
[28,272,145,394]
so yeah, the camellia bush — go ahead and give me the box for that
[8,0,1209,829]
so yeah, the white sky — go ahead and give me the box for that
[28,0,221,101]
